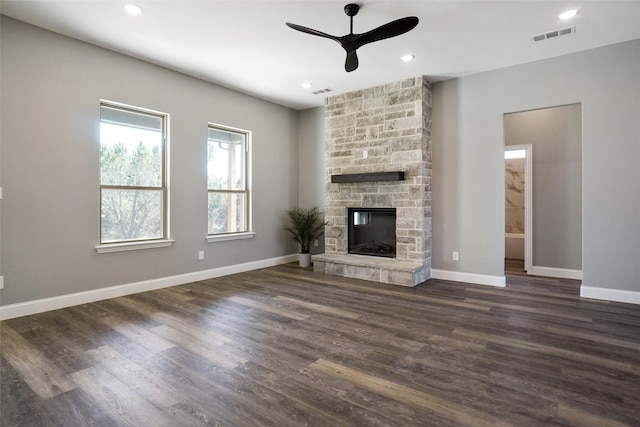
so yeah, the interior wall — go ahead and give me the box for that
[0,16,299,306]
[431,39,640,292]
[505,104,582,270]
[297,106,326,254]
[0,16,3,288]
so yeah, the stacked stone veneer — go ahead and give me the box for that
[312,77,432,286]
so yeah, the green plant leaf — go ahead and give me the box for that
[285,206,328,253]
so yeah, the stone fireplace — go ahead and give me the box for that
[312,77,432,287]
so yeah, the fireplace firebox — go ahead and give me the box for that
[347,208,396,258]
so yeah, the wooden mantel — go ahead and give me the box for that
[330,171,405,183]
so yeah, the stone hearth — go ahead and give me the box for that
[313,77,432,287]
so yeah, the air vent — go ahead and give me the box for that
[533,25,575,42]
[312,88,333,95]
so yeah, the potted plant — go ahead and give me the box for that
[285,206,328,267]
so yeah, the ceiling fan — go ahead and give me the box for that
[286,3,419,72]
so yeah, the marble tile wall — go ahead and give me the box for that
[505,158,525,234]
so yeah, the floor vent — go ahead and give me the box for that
[533,25,575,42]
[312,88,333,95]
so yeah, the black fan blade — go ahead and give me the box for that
[285,23,338,42]
[355,16,419,46]
[345,49,359,72]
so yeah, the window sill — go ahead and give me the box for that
[95,239,174,254]
[206,232,256,243]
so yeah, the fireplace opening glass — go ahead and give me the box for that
[347,208,396,258]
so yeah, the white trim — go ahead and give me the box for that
[527,266,583,280]
[0,254,298,320]
[206,231,256,243]
[581,286,640,305]
[207,122,253,239]
[95,239,174,253]
[431,269,506,287]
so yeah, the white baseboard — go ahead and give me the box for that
[580,285,640,305]
[0,254,298,320]
[527,266,583,280]
[430,269,506,287]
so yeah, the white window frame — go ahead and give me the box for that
[95,101,173,253]
[206,123,254,243]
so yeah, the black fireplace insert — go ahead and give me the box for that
[347,208,396,258]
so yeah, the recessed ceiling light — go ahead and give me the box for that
[124,4,143,16]
[302,82,312,89]
[559,10,578,20]
[401,54,415,62]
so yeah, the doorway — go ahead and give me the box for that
[503,104,583,280]
[504,145,532,275]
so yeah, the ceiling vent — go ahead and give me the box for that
[533,25,576,42]
[312,88,334,95]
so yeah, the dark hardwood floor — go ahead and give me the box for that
[504,258,525,276]
[2,263,639,426]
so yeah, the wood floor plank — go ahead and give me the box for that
[452,327,639,374]
[0,323,76,399]
[2,263,639,426]
[148,311,234,344]
[1,354,38,404]
[149,346,332,427]
[135,347,256,426]
[150,324,247,369]
[401,350,562,425]
[263,268,493,312]
[309,358,506,427]
[556,403,633,427]
[85,345,180,408]
[70,366,176,426]
[464,297,595,322]
[30,387,122,427]
[228,295,310,321]
[273,295,362,319]
[99,315,175,353]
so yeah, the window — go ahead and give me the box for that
[99,102,168,245]
[207,124,251,237]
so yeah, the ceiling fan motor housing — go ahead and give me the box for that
[344,4,360,17]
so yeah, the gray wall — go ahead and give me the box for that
[0,17,300,306]
[297,106,326,254]
[431,39,639,291]
[0,16,3,288]
[297,107,325,209]
[505,104,582,270]
[295,39,640,294]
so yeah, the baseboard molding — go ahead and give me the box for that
[430,269,506,287]
[580,285,640,305]
[0,254,298,320]
[527,266,583,280]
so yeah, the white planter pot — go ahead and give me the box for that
[299,253,312,268]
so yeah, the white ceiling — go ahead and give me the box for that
[2,1,639,110]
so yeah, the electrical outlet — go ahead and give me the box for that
[452,251,459,261]
[198,251,205,260]
[314,239,319,247]
[363,150,368,158]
